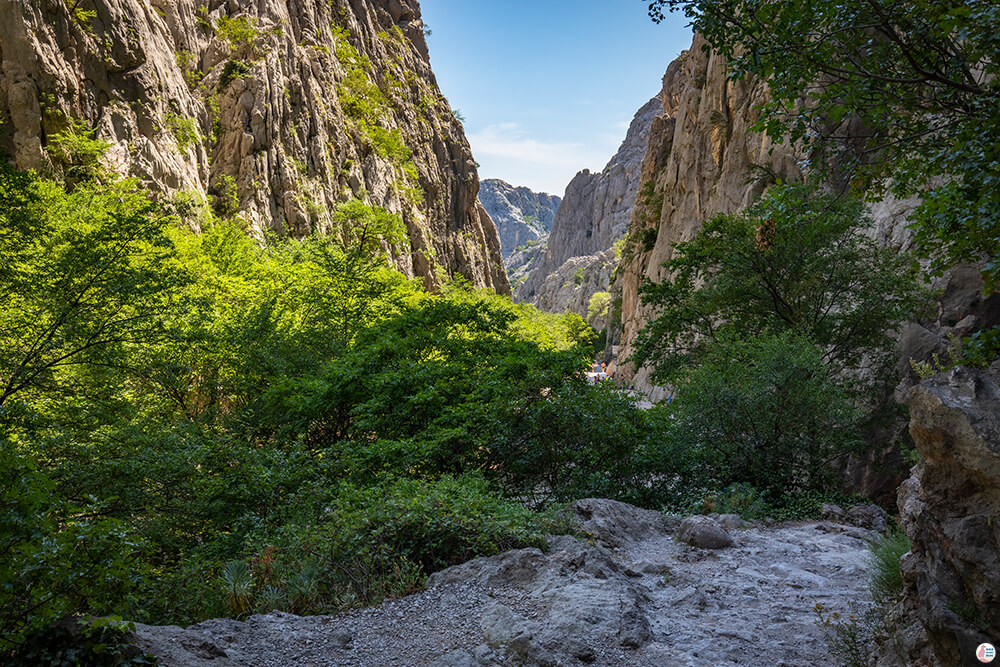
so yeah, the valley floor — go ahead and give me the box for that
[136,501,873,666]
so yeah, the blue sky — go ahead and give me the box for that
[419,1,693,197]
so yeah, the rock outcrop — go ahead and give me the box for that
[0,0,508,293]
[133,498,876,666]
[478,178,559,259]
[891,364,1000,666]
[514,96,662,319]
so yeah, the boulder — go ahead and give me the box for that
[845,503,889,532]
[567,497,676,548]
[891,364,1000,666]
[677,515,734,549]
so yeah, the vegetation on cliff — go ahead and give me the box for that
[651,0,1000,361]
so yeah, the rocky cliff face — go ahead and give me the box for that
[892,365,1000,666]
[0,0,508,293]
[514,96,661,318]
[478,178,559,259]
[612,37,803,397]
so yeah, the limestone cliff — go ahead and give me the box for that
[613,37,803,397]
[515,96,661,319]
[478,178,559,259]
[0,0,508,293]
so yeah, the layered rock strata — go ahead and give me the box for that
[0,0,508,292]
[515,96,662,318]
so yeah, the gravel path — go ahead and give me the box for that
[136,508,874,666]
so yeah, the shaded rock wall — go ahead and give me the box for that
[894,365,1000,666]
[478,178,560,259]
[0,0,508,293]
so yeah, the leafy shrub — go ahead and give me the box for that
[0,441,143,650]
[587,291,612,324]
[226,474,548,614]
[165,111,201,151]
[175,50,203,89]
[45,118,112,182]
[634,183,926,384]
[669,331,863,499]
[8,616,157,666]
[211,173,239,217]
[216,15,263,55]
[219,59,251,86]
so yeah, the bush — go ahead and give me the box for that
[219,59,251,87]
[0,441,143,650]
[634,183,926,384]
[215,15,264,55]
[669,331,863,499]
[225,474,549,614]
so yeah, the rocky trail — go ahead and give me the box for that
[136,500,880,666]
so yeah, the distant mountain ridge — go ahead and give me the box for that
[513,96,662,320]
[479,179,560,259]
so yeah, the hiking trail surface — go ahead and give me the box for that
[136,499,878,666]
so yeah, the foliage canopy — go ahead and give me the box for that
[633,184,925,384]
[650,0,1000,295]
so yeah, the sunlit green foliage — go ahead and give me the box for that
[0,164,186,410]
[1,156,645,652]
[44,119,112,182]
[215,15,265,56]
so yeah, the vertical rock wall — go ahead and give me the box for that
[478,178,560,259]
[613,36,801,397]
[0,0,508,293]
[514,96,662,318]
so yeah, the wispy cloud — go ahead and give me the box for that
[467,123,616,195]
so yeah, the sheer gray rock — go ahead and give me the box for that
[888,364,1000,666]
[515,96,662,318]
[0,0,508,293]
[478,179,560,259]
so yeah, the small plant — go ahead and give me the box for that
[212,174,239,217]
[45,118,111,182]
[165,111,201,151]
[216,15,263,55]
[175,50,203,89]
[639,226,658,251]
[219,59,252,86]
[64,0,97,32]
[868,527,910,604]
[195,4,212,30]
[221,561,254,616]
[573,267,586,286]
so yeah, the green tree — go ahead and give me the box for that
[649,0,1000,294]
[632,184,925,384]
[0,165,187,410]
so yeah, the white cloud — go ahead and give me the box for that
[466,123,616,196]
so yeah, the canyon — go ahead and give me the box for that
[1,1,997,666]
